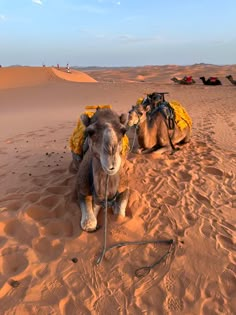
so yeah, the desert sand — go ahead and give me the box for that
[0,65,235,315]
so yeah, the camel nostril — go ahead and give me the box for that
[109,166,115,171]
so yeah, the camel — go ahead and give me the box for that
[171,76,196,85]
[127,93,192,155]
[199,76,222,85]
[75,108,129,232]
[226,75,236,85]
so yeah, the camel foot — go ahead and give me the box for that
[81,216,98,232]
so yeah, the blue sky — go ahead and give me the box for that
[0,0,236,66]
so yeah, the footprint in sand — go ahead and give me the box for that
[24,191,41,203]
[165,295,183,312]
[46,185,70,195]
[32,237,64,262]
[0,236,7,247]
[176,170,192,182]
[2,199,22,212]
[40,219,74,237]
[163,196,179,206]
[26,204,54,221]
[216,234,235,252]
[199,220,216,239]
[204,166,224,177]
[59,296,77,315]
[1,247,29,276]
[219,267,236,299]
[4,218,38,245]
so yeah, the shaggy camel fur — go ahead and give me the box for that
[76,108,129,232]
[171,76,196,85]
[199,76,222,86]
[226,75,236,85]
[127,100,191,155]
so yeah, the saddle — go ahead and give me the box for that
[149,101,175,130]
[184,76,193,83]
[209,77,218,82]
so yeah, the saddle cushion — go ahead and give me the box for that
[169,100,192,131]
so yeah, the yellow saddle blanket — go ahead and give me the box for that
[69,105,129,156]
[169,100,192,131]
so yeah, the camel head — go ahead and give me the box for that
[127,104,147,127]
[81,109,127,176]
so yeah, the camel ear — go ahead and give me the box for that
[85,124,96,137]
[80,113,91,127]
[119,113,127,125]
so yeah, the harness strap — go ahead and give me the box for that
[89,160,118,207]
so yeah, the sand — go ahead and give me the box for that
[0,66,235,314]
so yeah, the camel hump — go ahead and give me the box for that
[169,100,192,130]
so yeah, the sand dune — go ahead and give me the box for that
[0,67,96,90]
[0,65,235,314]
[83,64,236,84]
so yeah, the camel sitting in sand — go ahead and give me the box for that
[199,76,222,86]
[226,75,236,85]
[127,93,192,155]
[76,108,129,232]
[171,76,196,85]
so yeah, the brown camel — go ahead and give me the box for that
[171,76,196,85]
[226,75,236,85]
[127,96,191,155]
[199,76,222,85]
[76,108,129,232]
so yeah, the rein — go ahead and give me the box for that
[95,123,175,277]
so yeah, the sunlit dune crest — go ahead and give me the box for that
[0,66,97,89]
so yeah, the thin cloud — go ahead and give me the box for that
[32,0,43,5]
[0,14,7,21]
[65,4,106,14]
[118,34,160,44]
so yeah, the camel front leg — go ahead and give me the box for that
[78,194,97,232]
[112,189,129,217]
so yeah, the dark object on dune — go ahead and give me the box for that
[226,75,236,85]
[199,76,222,86]
[171,76,196,85]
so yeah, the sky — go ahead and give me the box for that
[0,0,236,66]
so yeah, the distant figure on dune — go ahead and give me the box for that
[171,76,196,85]
[226,75,236,85]
[57,64,60,69]
[199,76,222,86]
[66,63,71,73]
